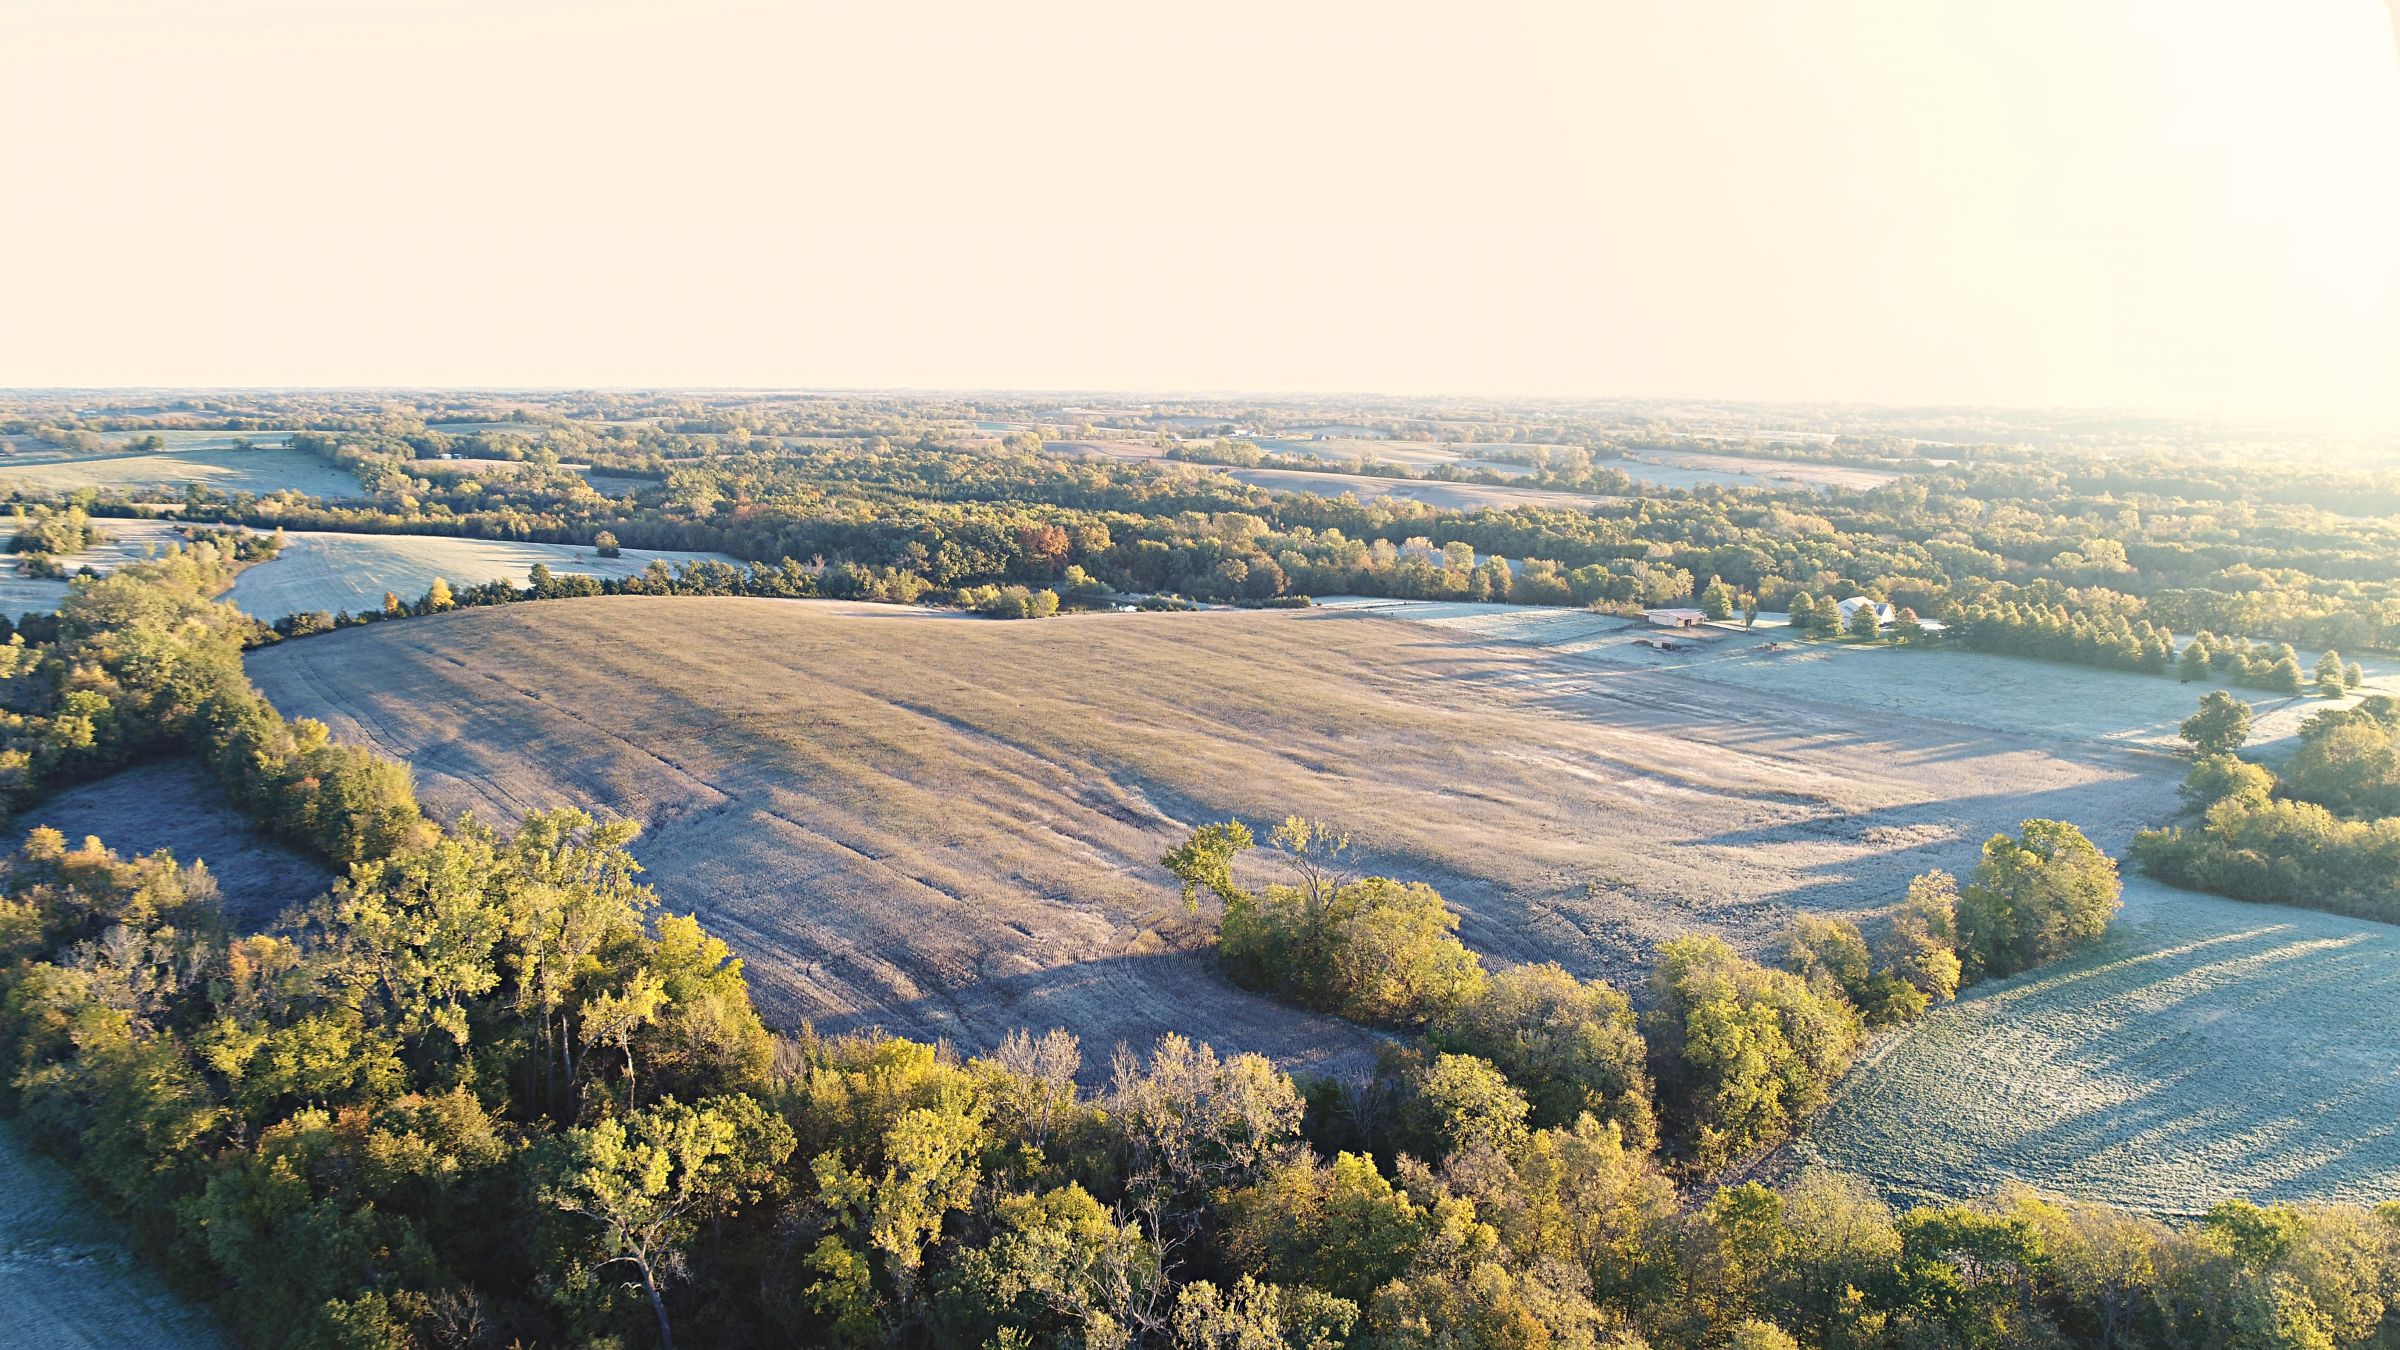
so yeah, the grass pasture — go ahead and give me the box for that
[0,1121,223,1349]
[107,429,296,452]
[1318,599,2387,756]
[0,447,359,500]
[225,531,741,621]
[1776,879,2400,1215]
[247,597,2174,1078]
[24,759,335,930]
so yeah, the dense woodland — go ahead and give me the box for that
[10,394,2400,663]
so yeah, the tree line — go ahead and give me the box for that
[1165,815,2122,1177]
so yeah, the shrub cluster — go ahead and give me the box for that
[2136,695,2400,923]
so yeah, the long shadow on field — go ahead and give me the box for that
[802,949,1391,1088]
[1397,627,2188,776]
[1666,775,2175,914]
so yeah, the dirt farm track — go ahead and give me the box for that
[247,596,2183,1075]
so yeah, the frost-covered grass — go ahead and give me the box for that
[0,446,356,498]
[226,531,741,621]
[0,1121,223,1349]
[1778,879,2400,1215]
[0,519,189,618]
[1323,599,2391,754]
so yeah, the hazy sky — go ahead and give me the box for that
[6,1,2398,416]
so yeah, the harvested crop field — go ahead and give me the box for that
[249,598,2175,1074]
[226,531,742,621]
[1222,467,1617,510]
[0,447,358,499]
[22,759,335,930]
[1774,879,2400,1215]
[1043,442,1617,511]
[0,1121,224,1350]
[1616,448,1898,492]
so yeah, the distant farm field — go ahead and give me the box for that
[0,1121,223,1350]
[0,447,358,499]
[1222,466,1618,510]
[1776,879,2400,1215]
[0,518,188,618]
[1318,598,2388,756]
[249,598,2174,1077]
[225,531,742,621]
[1616,448,1897,492]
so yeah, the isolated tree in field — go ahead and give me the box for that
[2177,640,2210,683]
[425,576,455,612]
[2347,660,2366,691]
[2180,690,2252,757]
[595,530,622,558]
[1164,818,1485,1026]
[1893,607,1926,644]
[1703,580,1737,621]
[2316,650,2348,698]
[1845,601,1882,643]
[1162,819,1253,910]
[1955,819,2122,979]
[1742,597,1760,630]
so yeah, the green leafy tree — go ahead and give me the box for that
[1169,820,1485,1027]
[1955,820,2123,979]
[2268,646,2307,696]
[540,1095,795,1350]
[2317,650,2349,698]
[1645,936,1862,1170]
[2180,690,2254,757]
[1429,960,1655,1146]
[808,1096,991,1340]
[1409,1052,1532,1159]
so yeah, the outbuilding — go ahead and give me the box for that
[1644,607,1708,628]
